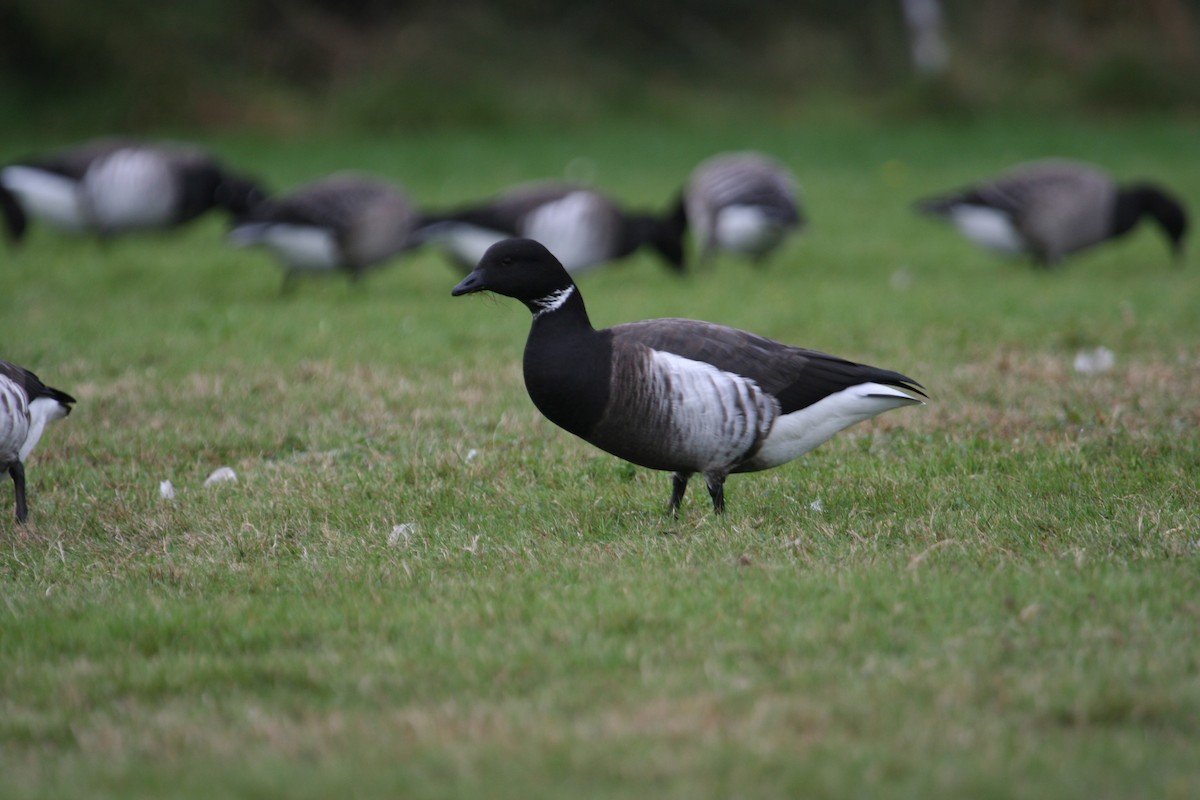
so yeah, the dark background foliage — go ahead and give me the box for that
[1,0,1198,133]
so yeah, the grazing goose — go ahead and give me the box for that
[451,238,925,514]
[417,181,685,275]
[229,172,421,289]
[681,151,804,266]
[914,159,1189,266]
[0,137,265,243]
[0,360,76,523]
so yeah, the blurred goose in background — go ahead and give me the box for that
[416,181,685,275]
[451,238,924,515]
[229,172,421,290]
[0,359,75,523]
[0,137,265,244]
[914,158,1189,266]
[681,151,805,266]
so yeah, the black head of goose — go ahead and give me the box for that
[0,137,266,243]
[416,180,686,276]
[228,172,420,290]
[914,158,1189,266]
[0,359,76,523]
[451,238,925,515]
[682,151,805,267]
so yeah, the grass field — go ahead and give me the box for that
[2,114,1199,799]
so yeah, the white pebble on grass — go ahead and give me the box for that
[388,523,417,547]
[159,480,176,500]
[1073,346,1115,374]
[204,467,238,487]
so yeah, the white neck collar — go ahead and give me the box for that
[532,285,575,318]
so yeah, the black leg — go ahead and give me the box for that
[668,471,692,515]
[705,473,726,514]
[11,462,28,523]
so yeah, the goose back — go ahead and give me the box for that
[685,152,803,263]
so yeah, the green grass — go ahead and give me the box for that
[2,114,1199,799]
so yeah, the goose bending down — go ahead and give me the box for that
[682,151,804,266]
[914,159,1188,266]
[0,137,265,243]
[0,360,76,523]
[451,238,925,514]
[416,181,685,275]
[229,172,421,289]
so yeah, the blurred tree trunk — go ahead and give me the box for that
[901,0,949,75]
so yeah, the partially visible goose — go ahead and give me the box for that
[0,359,76,523]
[416,181,685,275]
[0,137,265,243]
[451,238,925,514]
[229,172,421,289]
[682,151,804,266]
[914,159,1189,266]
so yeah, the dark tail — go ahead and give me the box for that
[0,184,28,246]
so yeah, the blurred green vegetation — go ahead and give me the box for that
[1,0,1198,134]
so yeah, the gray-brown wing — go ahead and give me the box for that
[689,154,799,216]
[611,319,924,415]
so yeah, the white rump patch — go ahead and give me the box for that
[746,382,922,470]
[19,396,70,462]
[230,223,340,271]
[0,166,87,231]
[714,205,787,255]
[420,222,506,268]
[949,205,1026,254]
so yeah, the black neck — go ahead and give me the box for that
[1113,184,1187,251]
[522,286,610,438]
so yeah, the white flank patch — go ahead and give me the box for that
[230,223,341,270]
[204,466,238,486]
[82,150,176,231]
[19,396,70,462]
[748,382,923,470]
[0,166,87,230]
[533,285,575,317]
[0,378,31,463]
[714,205,786,256]
[648,349,772,470]
[523,192,608,273]
[949,205,1026,254]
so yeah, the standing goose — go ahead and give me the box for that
[0,360,76,523]
[914,159,1189,266]
[682,151,805,266]
[416,181,685,275]
[451,238,925,514]
[229,172,421,290]
[0,137,265,243]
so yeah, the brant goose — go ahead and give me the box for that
[229,172,421,289]
[681,151,804,266]
[451,238,925,514]
[0,359,76,523]
[915,159,1189,266]
[0,137,264,243]
[417,181,685,275]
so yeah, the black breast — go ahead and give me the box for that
[522,323,613,439]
